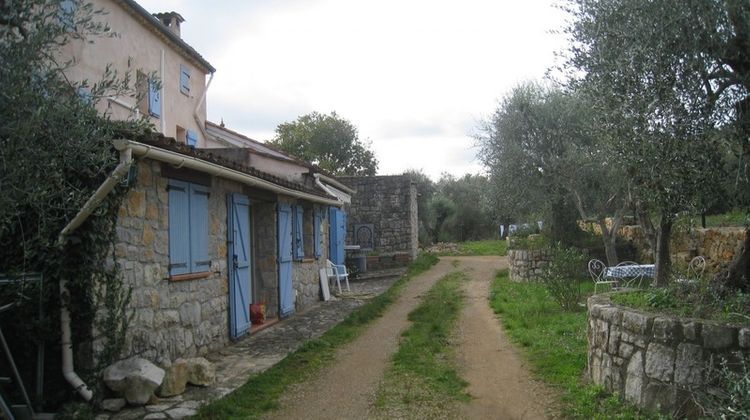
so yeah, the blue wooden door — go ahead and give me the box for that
[278,203,295,317]
[328,207,346,265]
[228,194,251,339]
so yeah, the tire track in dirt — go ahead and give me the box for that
[453,256,556,419]
[263,259,456,420]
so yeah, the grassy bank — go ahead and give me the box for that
[436,239,508,256]
[490,271,648,418]
[196,253,439,419]
[374,270,470,418]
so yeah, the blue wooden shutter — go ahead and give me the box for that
[228,194,251,338]
[278,204,294,316]
[168,180,190,275]
[180,64,191,95]
[190,184,210,273]
[148,78,161,117]
[293,205,304,260]
[186,129,198,147]
[313,208,321,259]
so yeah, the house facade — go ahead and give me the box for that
[58,0,351,363]
[63,0,214,147]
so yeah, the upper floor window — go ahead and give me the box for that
[186,129,198,147]
[58,0,76,30]
[180,64,191,95]
[148,77,161,118]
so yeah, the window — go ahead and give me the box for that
[168,179,210,277]
[186,129,198,147]
[58,0,75,30]
[293,205,318,260]
[180,64,191,95]
[313,208,322,259]
[148,77,161,118]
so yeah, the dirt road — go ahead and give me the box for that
[265,256,555,419]
[453,256,555,419]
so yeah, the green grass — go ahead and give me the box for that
[490,271,653,419]
[704,210,749,227]
[438,239,508,256]
[375,271,470,418]
[195,253,439,419]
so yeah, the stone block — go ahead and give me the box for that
[101,398,126,412]
[180,301,201,327]
[619,342,635,359]
[681,321,699,342]
[622,311,652,336]
[620,331,647,348]
[643,383,676,414]
[674,343,703,386]
[625,350,645,405]
[600,306,623,325]
[186,357,215,386]
[103,357,165,406]
[739,328,750,348]
[158,358,188,397]
[608,327,621,354]
[652,317,678,343]
[702,323,733,349]
[645,343,675,382]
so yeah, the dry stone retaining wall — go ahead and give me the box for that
[587,293,750,415]
[507,249,552,282]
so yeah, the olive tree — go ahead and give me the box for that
[563,0,748,286]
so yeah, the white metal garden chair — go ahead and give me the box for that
[589,259,618,293]
[326,259,350,294]
[611,260,646,289]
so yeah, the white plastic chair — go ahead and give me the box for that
[589,259,618,293]
[326,259,350,294]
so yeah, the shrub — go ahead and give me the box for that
[698,355,750,418]
[539,244,587,311]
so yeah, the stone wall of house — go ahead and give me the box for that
[507,248,552,282]
[107,159,240,364]
[587,293,750,416]
[339,175,418,265]
[104,160,330,364]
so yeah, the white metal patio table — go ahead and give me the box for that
[604,264,655,288]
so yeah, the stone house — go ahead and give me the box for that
[338,175,418,271]
[57,0,353,364]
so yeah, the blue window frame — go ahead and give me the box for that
[148,78,161,118]
[180,64,191,95]
[186,129,198,147]
[168,179,210,276]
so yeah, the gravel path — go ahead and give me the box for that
[453,256,556,419]
[264,256,556,419]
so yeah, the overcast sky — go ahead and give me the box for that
[137,0,570,180]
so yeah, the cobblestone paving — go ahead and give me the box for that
[100,273,403,420]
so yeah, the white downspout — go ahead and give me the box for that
[57,147,134,401]
[194,72,214,145]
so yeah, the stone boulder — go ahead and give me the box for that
[158,358,188,397]
[103,357,165,405]
[100,398,126,412]
[185,357,215,386]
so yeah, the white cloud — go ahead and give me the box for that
[137,0,569,180]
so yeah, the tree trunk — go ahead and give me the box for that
[597,218,619,266]
[654,214,673,287]
[636,205,657,261]
[714,228,750,291]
